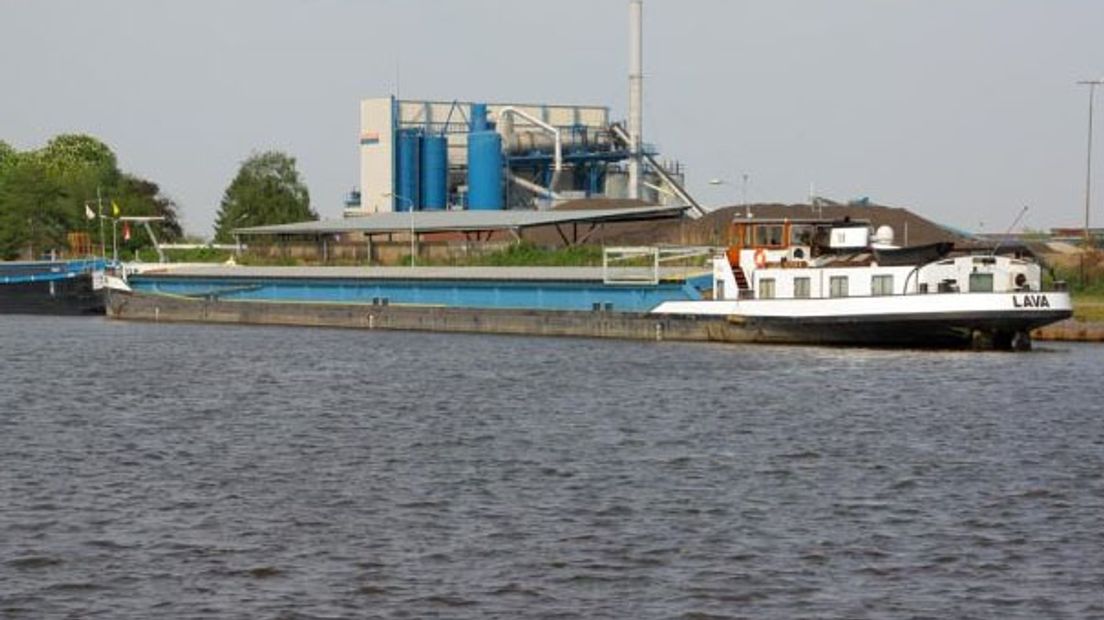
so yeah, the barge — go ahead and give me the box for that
[1,259,107,316]
[105,217,1071,350]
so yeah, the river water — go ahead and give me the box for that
[1,316,1102,619]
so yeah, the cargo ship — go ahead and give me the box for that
[0,259,107,316]
[650,218,1072,350]
[103,217,1071,350]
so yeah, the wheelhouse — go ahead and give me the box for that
[713,216,1045,302]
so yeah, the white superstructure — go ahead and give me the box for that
[649,217,1072,350]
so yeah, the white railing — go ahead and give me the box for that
[602,246,714,285]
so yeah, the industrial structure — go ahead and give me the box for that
[345,97,703,217]
[343,0,706,219]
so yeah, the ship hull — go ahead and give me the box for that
[723,310,1071,349]
[105,287,1071,350]
[653,292,1074,350]
[0,273,105,316]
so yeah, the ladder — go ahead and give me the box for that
[732,265,755,299]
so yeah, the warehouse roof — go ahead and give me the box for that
[234,205,688,236]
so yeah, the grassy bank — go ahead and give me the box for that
[417,243,605,267]
[1073,293,1104,323]
[129,242,609,268]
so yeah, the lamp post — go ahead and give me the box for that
[741,173,750,213]
[709,174,752,218]
[382,192,416,266]
[1077,79,1103,249]
[708,178,730,204]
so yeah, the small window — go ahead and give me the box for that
[829,276,849,298]
[758,278,776,299]
[794,277,811,299]
[754,225,785,247]
[969,273,994,292]
[715,279,725,300]
[790,225,814,247]
[871,274,894,296]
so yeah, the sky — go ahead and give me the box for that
[2,0,1102,238]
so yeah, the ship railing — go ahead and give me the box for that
[603,246,714,286]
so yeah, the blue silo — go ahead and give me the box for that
[470,102,488,132]
[395,129,421,211]
[467,130,503,210]
[420,134,448,210]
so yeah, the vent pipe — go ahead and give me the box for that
[628,0,643,200]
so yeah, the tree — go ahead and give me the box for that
[0,140,16,173]
[115,174,184,240]
[0,157,72,260]
[35,134,119,186]
[214,150,315,242]
[0,133,184,258]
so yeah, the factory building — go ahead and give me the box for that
[341,2,707,220]
[345,97,695,216]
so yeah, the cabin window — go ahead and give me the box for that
[715,279,725,300]
[754,225,785,247]
[758,278,776,299]
[794,277,811,298]
[871,274,894,296]
[969,273,994,292]
[829,276,849,298]
[790,225,814,246]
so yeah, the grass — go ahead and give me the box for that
[417,242,606,267]
[132,247,234,263]
[1073,291,1104,323]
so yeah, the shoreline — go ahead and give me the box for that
[1032,318,1104,343]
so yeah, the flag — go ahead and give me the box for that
[84,205,96,220]
[111,201,120,217]
[123,222,131,242]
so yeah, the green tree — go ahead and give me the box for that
[35,134,119,186]
[0,140,17,174]
[34,135,120,229]
[0,133,185,258]
[0,157,73,260]
[114,173,184,246]
[213,150,315,242]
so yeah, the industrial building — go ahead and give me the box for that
[234,0,715,264]
[344,97,701,216]
[341,0,706,219]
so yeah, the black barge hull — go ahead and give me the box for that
[0,275,105,316]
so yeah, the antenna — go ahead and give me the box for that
[990,205,1029,257]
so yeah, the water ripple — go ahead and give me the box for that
[1,316,1102,618]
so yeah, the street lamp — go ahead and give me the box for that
[708,174,752,218]
[382,192,416,266]
[1077,79,1103,249]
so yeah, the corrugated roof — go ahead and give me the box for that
[235,205,688,236]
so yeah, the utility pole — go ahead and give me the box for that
[97,186,106,262]
[1077,79,1103,249]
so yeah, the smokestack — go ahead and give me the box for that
[628,0,643,200]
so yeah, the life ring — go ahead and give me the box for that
[754,248,767,268]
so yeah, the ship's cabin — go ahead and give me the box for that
[713,216,1042,301]
[725,217,877,270]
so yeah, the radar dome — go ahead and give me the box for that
[873,225,895,246]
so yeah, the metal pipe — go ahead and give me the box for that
[609,122,706,218]
[506,172,563,203]
[628,0,643,200]
[496,106,563,190]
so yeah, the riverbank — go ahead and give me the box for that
[1032,296,1104,342]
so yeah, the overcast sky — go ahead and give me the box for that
[2,0,1102,237]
